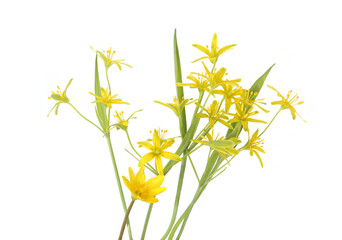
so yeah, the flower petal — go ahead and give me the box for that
[161,152,182,162]
[139,152,155,167]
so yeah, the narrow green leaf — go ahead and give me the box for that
[94,55,108,131]
[249,63,275,100]
[174,29,187,138]
[227,64,275,138]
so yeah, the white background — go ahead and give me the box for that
[1,0,341,239]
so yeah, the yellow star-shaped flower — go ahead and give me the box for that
[228,104,267,131]
[243,129,265,168]
[122,166,166,203]
[47,78,73,116]
[138,129,182,175]
[267,85,306,122]
[91,46,132,71]
[89,87,129,109]
[196,100,232,129]
[192,33,236,63]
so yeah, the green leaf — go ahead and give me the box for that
[174,29,187,138]
[227,64,275,138]
[249,64,275,100]
[94,55,108,131]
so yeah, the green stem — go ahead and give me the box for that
[125,149,156,174]
[118,200,135,240]
[105,134,133,240]
[125,130,158,175]
[140,203,154,240]
[106,68,111,94]
[258,108,281,137]
[125,130,142,158]
[68,103,103,133]
[188,155,200,182]
[162,93,209,239]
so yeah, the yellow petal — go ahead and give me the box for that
[143,197,159,203]
[192,44,211,56]
[122,176,131,190]
[145,175,165,189]
[161,139,175,150]
[155,155,164,175]
[128,167,135,182]
[161,152,182,161]
[152,129,160,147]
[139,152,155,167]
[137,141,154,151]
[136,166,146,184]
[217,44,237,56]
[148,187,167,197]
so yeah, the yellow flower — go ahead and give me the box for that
[228,104,267,131]
[192,130,240,159]
[196,100,232,129]
[47,78,73,116]
[154,97,195,117]
[192,33,236,63]
[212,85,243,113]
[238,89,269,113]
[89,87,129,109]
[267,85,306,122]
[92,46,132,71]
[176,73,210,92]
[243,129,265,168]
[122,166,166,203]
[109,110,142,131]
[138,129,182,175]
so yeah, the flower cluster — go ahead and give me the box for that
[48,32,305,240]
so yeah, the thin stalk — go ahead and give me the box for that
[140,203,154,240]
[118,200,135,240]
[258,108,281,137]
[162,92,209,239]
[68,103,103,133]
[161,153,189,239]
[188,155,200,182]
[106,68,111,94]
[125,130,142,158]
[105,134,133,240]
[125,149,156,174]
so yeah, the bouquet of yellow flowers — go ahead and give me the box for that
[48,30,305,239]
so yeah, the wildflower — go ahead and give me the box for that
[267,85,306,122]
[176,73,210,92]
[196,100,232,129]
[154,97,195,117]
[238,89,269,113]
[122,166,166,203]
[243,129,265,168]
[192,130,240,159]
[109,110,142,131]
[192,33,236,63]
[138,129,182,175]
[91,46,132,71]
[47,78,73,116]
[89,87,129,108]
[212,85,243,112]
[228,104,267,131]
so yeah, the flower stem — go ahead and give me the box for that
[106,68,111,94]
[118,200,135,240]
[68,103,103,133]
[188,155,200,182]
[258,108,281,137]
[105,134,133,240]
[140,203,153,240]
[125,130,142,158]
